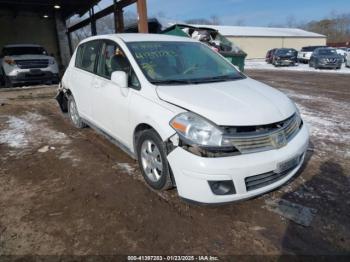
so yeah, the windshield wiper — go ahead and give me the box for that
[150,79,195,85]
[190,75,243,83]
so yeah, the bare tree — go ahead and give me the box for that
[286,15,297,27]
[234,18,245,26]
[210,15,221,25]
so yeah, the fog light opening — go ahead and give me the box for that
[208,180,236,195]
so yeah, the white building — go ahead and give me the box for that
[191,25,327,59]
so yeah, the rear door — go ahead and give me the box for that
[91,39,141,146]
[70,40,102,121]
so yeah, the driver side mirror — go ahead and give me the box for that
[111,71,128,89]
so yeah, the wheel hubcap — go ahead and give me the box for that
[70,100,79,125]
[140,140,163,182]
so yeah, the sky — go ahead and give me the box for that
[97,0,350,27]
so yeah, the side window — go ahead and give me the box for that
[78,41,100,73]
[97,41,140,89]
[75,44,84,68]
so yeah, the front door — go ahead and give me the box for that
[91,40,140,147]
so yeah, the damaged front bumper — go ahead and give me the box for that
[167,124,309,204]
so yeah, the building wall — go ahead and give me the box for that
[0,10,60,61]
[226,36,327,59]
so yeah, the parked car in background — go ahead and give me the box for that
[341,47,350,61]
[309,47,342,69]
[298,45,327,63]
[265,48,277,63]
[335,48,347,62]
[346,52,350,67]
[0,44,59,88]
[57,34,309,204]
[272,48,298,66]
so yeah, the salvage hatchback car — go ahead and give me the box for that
[57,34,309,204]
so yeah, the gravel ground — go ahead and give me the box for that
[0,71,349,257]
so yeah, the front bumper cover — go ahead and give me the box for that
[167,124,309,204]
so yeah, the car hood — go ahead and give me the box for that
[8,54,51,60]
[156,77,296,126]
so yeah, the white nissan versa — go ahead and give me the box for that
[57,34,309,204]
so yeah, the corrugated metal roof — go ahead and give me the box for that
[189,24,326,38]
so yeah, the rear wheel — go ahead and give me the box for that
[68,95,86,129]
[136,129,173,191]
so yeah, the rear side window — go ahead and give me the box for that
[75,41,101,73]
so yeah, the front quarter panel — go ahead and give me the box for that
[127,87,185,154]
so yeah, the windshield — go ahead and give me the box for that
[2,46,48,56]
[318,49,337,55]
[127,41,243,85]
[276,49,297,56]
[301,46,325,52]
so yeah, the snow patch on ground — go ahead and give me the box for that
[245,59,350,74]
[112,163,137,176]
[0,112,71,157]
[281,89,350,158]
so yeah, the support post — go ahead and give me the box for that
[114,0,124,33]
[137,0,148,33]
[54,11,72,68]
[89,8,97,36]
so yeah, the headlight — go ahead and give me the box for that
[170,112,224,147]
[49,59,56,65]
[4,57,16,66]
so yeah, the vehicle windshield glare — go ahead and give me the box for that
[127,41,243,84]
[276,49,297,56]
[318,49,337,55]
[2,46,48,56]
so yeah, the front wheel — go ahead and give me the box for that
[137,129,173,191]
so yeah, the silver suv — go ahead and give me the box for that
[0,44,59,88]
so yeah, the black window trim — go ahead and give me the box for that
[95,39,141,90]
[74,39,103,75]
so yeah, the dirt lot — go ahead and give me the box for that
[0,71,349,257]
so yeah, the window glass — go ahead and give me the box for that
[97,41,140,89]
[78,41,100,73]
[127,41,243,85]
[2,46,48,56]
[75,44,84,68]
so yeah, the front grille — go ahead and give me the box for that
[222,114,302,154]
[245,155,302,191]
[325,58,337,64]
[15,59,49,69]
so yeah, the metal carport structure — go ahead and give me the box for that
[0,0,149,69]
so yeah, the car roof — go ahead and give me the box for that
[79,33,198,44]
[3,44,43,48]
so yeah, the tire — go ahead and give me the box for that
[1,68,12,88]
[136,129,173,191]
[67,95,86,129]
[3,75,12,88]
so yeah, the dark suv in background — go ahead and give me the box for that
[309,47,342,69]
[265,48,277,63]
[272,48,298,66]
